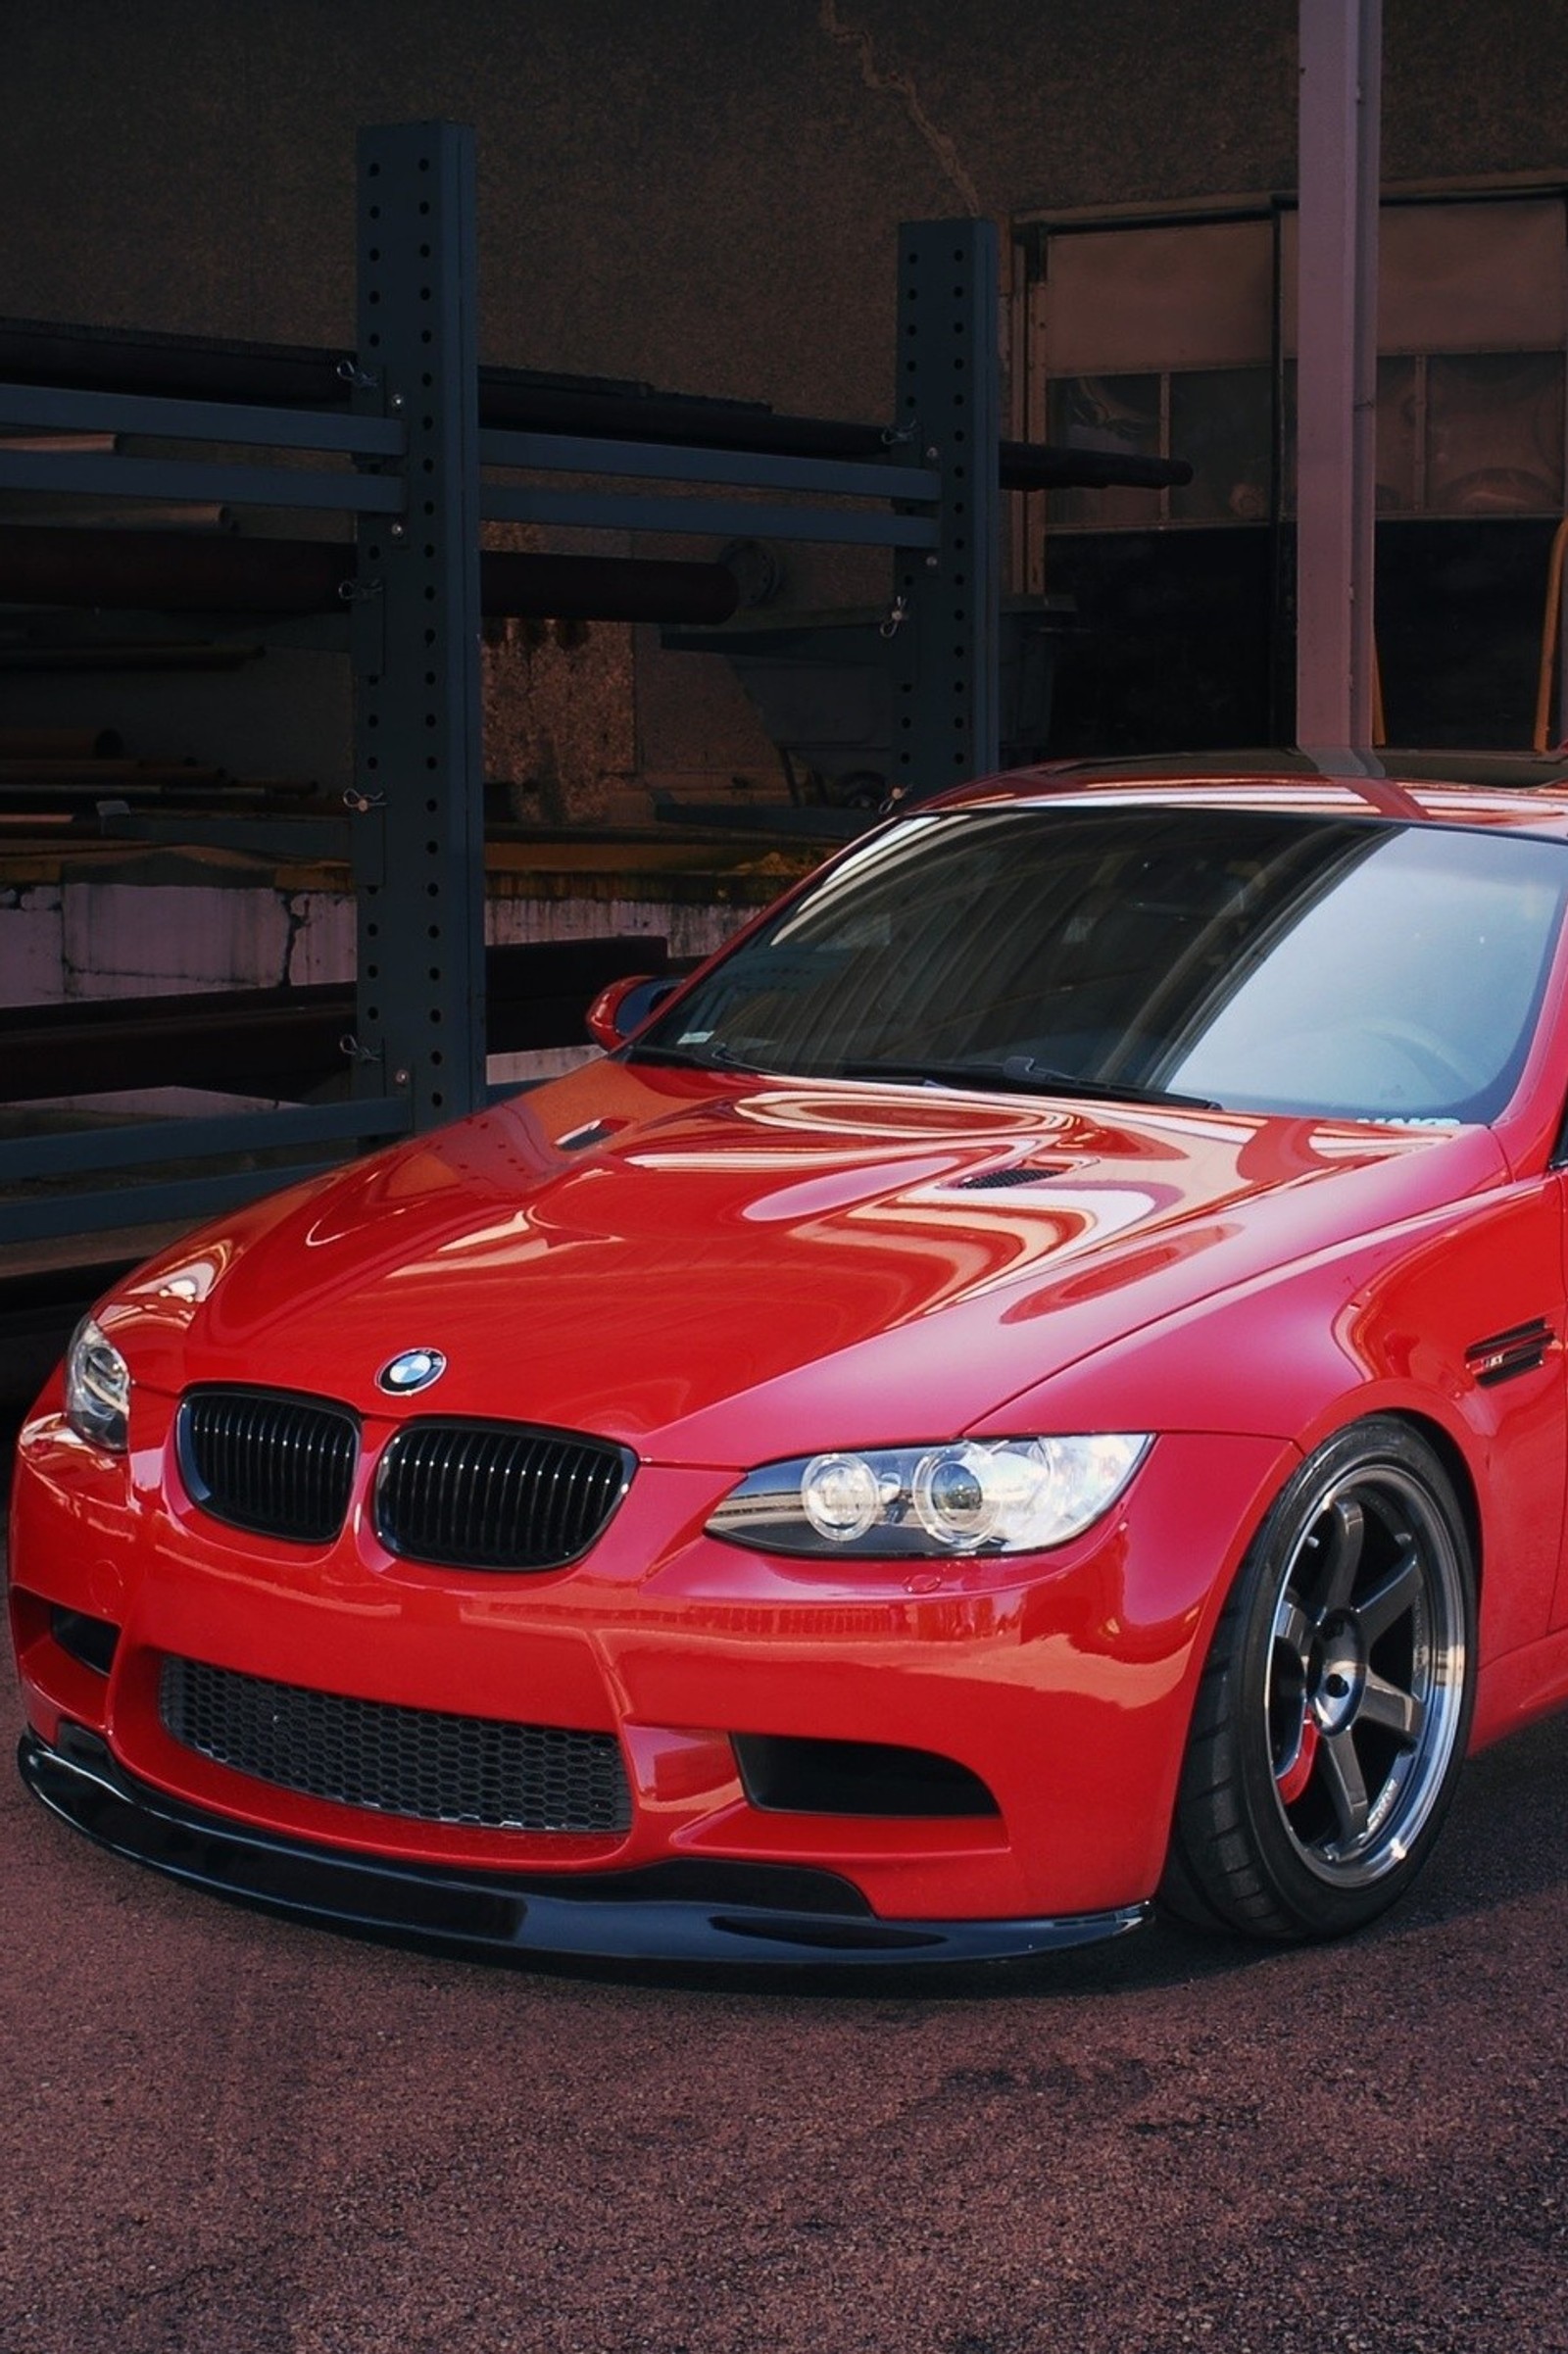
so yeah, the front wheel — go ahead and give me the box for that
[1161,1419,1477,1940]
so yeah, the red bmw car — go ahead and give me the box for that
[13,763,1568,1964]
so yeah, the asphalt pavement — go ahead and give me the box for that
[4,1591,1567,2354]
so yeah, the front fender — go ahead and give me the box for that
[973,1173,1568,1669]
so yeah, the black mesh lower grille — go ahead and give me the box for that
[374,1421,631,1571]
[178,1388,359,1545]
[160,1656,632,1834]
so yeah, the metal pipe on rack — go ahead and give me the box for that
[0,727,123,760]
[0,319,348,409]
[46,503,235,531]
[0,523,739,623]
[0,319,1193,494]
[999,444,1191,493]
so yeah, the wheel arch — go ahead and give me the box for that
[1192,1399,1486,1668]
[1380,1406,1484,1598]
[1153,1399,1483,1873]
[1158,1405,1482,1937]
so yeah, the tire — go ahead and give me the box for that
[1160,1418,1477,1940]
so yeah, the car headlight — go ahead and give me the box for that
[706,1434,1151,1558]
[64,1316,131,1453]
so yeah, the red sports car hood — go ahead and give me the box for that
[113,1061,1506,1463]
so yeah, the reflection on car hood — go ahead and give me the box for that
[115,1061,1505,1461]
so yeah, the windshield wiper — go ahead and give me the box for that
[622,1040,766,1076]
[834,1056,1219,1110]
[627,1043,1218,1109]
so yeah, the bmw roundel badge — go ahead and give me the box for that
[377,1348,447,1396]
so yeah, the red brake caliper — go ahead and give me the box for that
[1276,1714,1320,1806]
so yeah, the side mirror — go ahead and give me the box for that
[585,973,680,1052]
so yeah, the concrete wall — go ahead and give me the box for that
[3,2,1566,819]
[7,4,1563,397]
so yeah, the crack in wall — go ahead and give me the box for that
[281,890,312,988]
[818,0,982,218]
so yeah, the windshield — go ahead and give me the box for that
[634,805,1568,1124]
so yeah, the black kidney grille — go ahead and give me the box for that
[374,1421,631,1571]
[160,1655,632,1834]
[179,1388,359,1544]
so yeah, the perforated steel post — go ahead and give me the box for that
[888,221,1001,804]
[351,122,485,1128]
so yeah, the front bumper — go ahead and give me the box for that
[21,1725,1147,1967]
[11,1397,1296,1937]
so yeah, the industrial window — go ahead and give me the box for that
[1014,194,1568,553]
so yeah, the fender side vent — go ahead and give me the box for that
[1465,1317,1553,1387]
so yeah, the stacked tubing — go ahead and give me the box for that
[0,319,1191,621]
[0,316,1190,487]
[0,524,743,625]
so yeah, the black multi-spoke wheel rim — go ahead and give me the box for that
[1264,1460,1468,1888]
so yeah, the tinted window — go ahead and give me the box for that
[639,806,1567,1124]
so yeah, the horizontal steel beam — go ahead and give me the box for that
[0,523,737,625]
[1,940,677,1103]
[480,485,941,547]
[94,816,352,859]
[0,322,1196,486]
[0,1098,412,1186]
[479,427,938,503]
[0,1164,359,1246]
[0,380,405,457]
[0,450,405,514]
[0,523,738,625]
[654,799,868,841]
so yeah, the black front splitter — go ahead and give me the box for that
[19,1727,1149,1970]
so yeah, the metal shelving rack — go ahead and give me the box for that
[0,121,1004,1247]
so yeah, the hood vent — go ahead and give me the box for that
[1465,1318,1553,1387]
[950,1163,1071,1191]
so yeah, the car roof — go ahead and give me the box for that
[926,749,1568,840]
